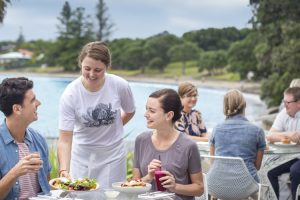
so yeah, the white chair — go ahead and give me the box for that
[200,155,268,200]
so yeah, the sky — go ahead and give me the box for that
[0,0,253,41]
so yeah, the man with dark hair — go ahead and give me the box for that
[267,87,300,200]
[0,77,51,199]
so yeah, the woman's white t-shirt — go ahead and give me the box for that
[59,74,135,147]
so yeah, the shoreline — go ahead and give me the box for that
[0,71,264,149]
[0,71,261,94]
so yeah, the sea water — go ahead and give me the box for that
[0,75,266,140]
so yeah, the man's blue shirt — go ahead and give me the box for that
[0,120,51,200]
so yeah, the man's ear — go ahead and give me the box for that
[12,104,22,114]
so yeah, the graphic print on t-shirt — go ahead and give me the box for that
[82,103,117,127]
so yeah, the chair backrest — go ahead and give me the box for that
[201,155,259,200]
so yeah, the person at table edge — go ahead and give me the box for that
[267,86,300,200]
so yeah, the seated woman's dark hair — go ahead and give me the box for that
[149,89,183,123]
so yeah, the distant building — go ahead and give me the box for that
[0,49,33,68]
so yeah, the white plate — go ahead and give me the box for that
[264,147,277,153]
[49,178,100,193]
[138,191,175,199]
[112,182,151,194]
[274,142,297,147]
[196,141,209,145]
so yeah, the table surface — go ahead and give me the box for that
[47,189,176,200]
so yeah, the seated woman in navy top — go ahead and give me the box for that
[209,89,266,182]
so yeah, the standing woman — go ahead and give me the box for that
[209,89,266,182]
[176,82,208,142]
[133,89,203,200]
[57,41,135,188]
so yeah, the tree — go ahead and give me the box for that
[49,3,94,70]
[144,31,180,72]
[114,39,146,70]
[15,27,25,49]
[57,1,72,39]
[96,0,114,42]
[183,27,249,51]
[227,32,259,79]
[167,41,200,75]
[198,50,227,75]
[148,57,165,73]
[252,0,300,107]
[0,0,11,23]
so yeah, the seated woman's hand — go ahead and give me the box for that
[147,159,161,179]
[160,170,176,192]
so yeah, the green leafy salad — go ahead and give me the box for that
[52,178,98,191]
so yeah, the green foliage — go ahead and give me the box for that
[126,151,134,180]
[254,0,300,107]
[198,50,227,74]
[148,57,165,72]
[183,27,250,51]
[167,41,200,75]
[96,0,114,42]
[108,68,140,76]
[211,72,240,81]
[49,147,59,179]
[51,4,94,70]
[165,60,198,77]
[15,30,25,49]
[144,32,181,71]
[57,1,72,39]
[261,73,293,107]
[0,0,11,23]
[227,33,259,79]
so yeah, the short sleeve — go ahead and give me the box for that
[118,81,135,113]
[133,136,141,169]
[209,128,216,146]
[271,110,285,131]
[257,128,266,150]
[188,142,202,174]
[58,91,76,131]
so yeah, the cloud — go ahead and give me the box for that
[169,17,202,30]
[0,0,253,41]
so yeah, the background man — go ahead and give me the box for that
[0,77,51,200]
[267,87,300,200]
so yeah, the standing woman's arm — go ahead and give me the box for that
[121,111,135,125]
[57,130,73,178]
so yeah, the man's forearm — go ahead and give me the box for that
[0,168,18,199]
[267,130,298,142]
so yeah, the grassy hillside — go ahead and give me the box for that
[1,60,240,82]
